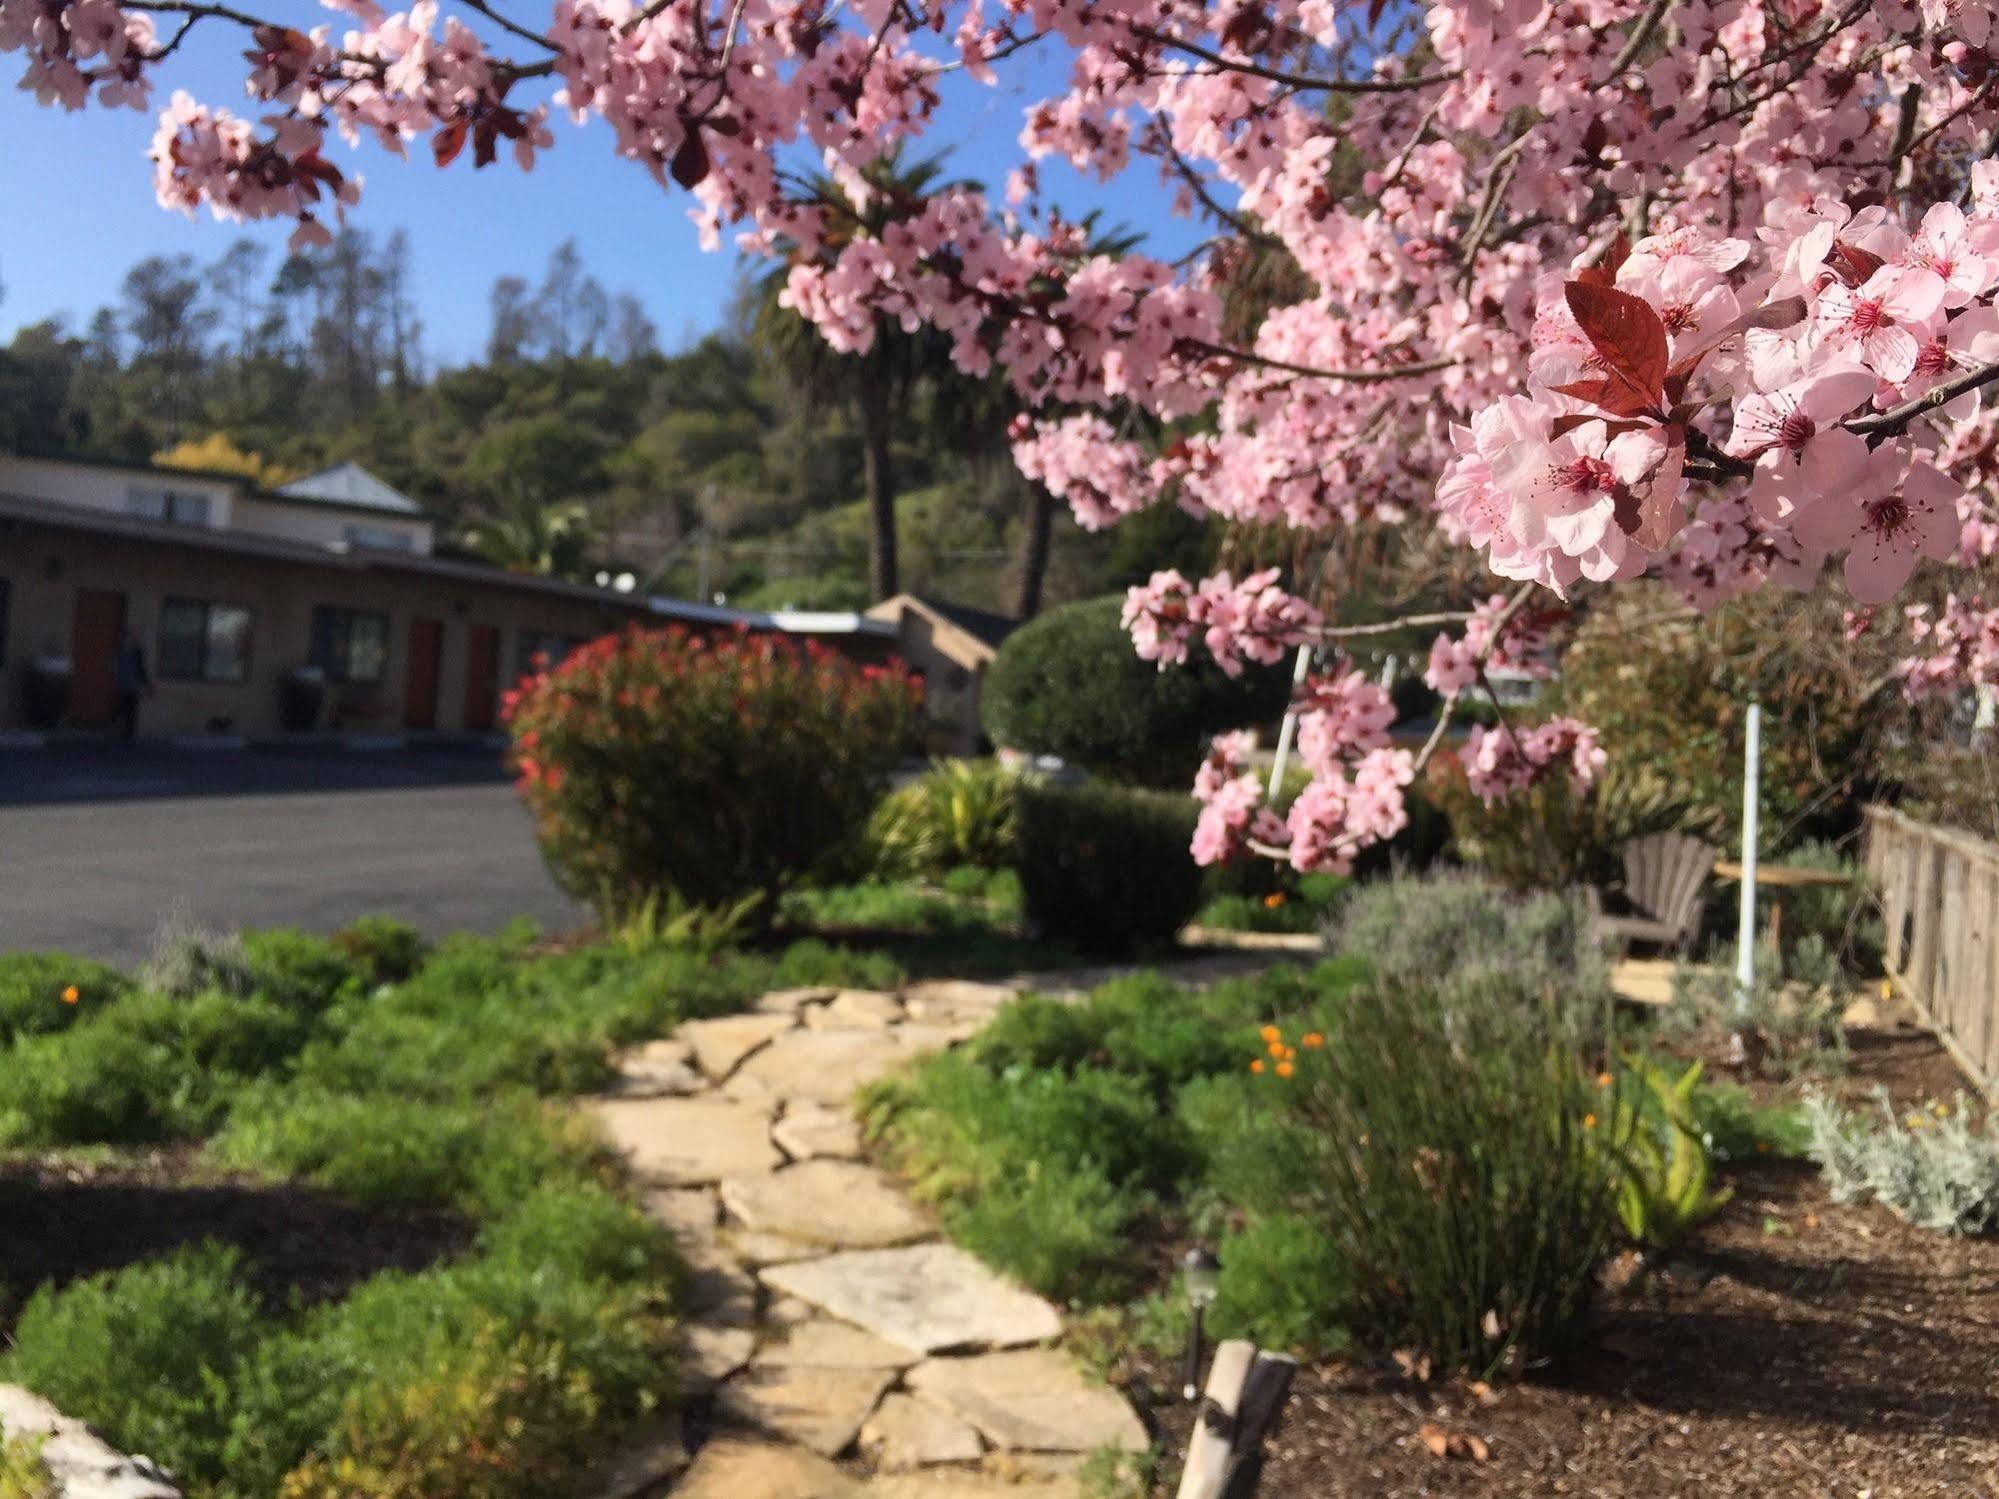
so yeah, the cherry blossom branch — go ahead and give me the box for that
[1184,340,1458,384]
[1847,360,1999,438]
[454,0,557,53]
[1605,0,1673,80]
[1136,29,1462,95]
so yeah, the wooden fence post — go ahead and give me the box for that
[1174,1340,1299,1499]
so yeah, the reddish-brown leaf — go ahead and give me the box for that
[1827,240,1884,287]
[1562,281,1668,416]
[670,126,710,189]
[1549,412,1652,441]
[432,119,468,169]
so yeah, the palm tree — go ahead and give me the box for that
[459,491,596,578]
[746,150,969,604]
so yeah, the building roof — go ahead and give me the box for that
[275,462,426,517]
[866,594,1021,656]
[0,489,893,635]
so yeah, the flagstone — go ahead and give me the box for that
[760,1245,1063,1355]
[722,1161,933,1249]
[772,1103,864,1161]
[733,1029,917,1108]
[753,1319,920,1372]
[589,1096,780,1186]
[679,1324,757,1393]
[904,1350,1145,1455]
[604,1036,706,1098]
[755,986,840,1015]
[718,1364,898,1457]
[642,1186,719,1240]
[865,1474,1080,1499]
[899,979,1019,1022]
[804,989,906,1029]
[859,1394,984,1470]
[673,1438,864,1499]
[682,1012,800,1080]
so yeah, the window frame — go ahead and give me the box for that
[309,605,391,685]
[157,596,254,684]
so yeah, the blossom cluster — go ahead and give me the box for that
[1441,196,1999,605]
[1461,718,1606,804]
[1898,595,1999,703]
[1122,567,1322,677]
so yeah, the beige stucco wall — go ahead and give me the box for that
[0,457,237,529]
[231,494,434,556]
[0,519,650,737]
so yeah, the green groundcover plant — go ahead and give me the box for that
[0,918,901,1498]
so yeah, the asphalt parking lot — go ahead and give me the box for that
[0,742,580,965]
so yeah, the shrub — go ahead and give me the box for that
[144,922,361,1013]
[1425,751,1724,894]
[227,1191,673,1498]
[209,1087,602,1215]
[329,916,428,986]
[0,1242,268,1488]
[1559,584,1882,847]
[0,1020,196,1146]
[0,1436,51,1499]
[1196,871,1350,934]
[1336,870,1609,1007]
[1805,1089,1999,1234]
[0,951,129,1044]
[1269,983,1623,1373]
[504,627,918,922]
[981,596,1288,785]
[1208,1212,1355,1356]
[1015,781,1204,956]
[866,760,1021,878]
[1663,938,1851,1077]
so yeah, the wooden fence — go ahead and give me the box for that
[1865,805,1999,1092]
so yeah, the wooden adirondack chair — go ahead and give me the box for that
[1592,832,1718,955]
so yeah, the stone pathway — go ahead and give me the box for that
[584,961,1283,1499]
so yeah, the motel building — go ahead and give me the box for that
[0,453,897,742]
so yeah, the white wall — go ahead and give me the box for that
[0,456,236,528]
[229,495,435,556]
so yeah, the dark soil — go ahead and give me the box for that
[0,1146,470,1324]
[1131,1025,1999,1497]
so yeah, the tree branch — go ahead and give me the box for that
[1846,360,1999,438]
[1183,339,1458,384]
[1139,29,1461,94]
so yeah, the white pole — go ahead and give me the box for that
[1266,646,1314,800]
[1735,699,1761,1004]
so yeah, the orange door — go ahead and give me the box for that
[403,616,443,730]
[463,623,501,730]
[68,588,126,726]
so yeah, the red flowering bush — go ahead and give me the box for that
[504,628,919,922]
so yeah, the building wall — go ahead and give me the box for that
[232,494,434,556]
[886,610,987,755]
[0,519,653,737]
[0,457,237,530]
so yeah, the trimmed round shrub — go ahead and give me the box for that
[981,596,1289,786]
[1015,781,1204,955]
[505,628,919,920]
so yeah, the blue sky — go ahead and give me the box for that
[0,24,1201,365]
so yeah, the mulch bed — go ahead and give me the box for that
[0,1146,470,1323]
[1131,1025,1999,1497]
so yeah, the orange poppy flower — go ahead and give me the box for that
[60,985,80,1005]
[1259,1024,1280,1043]
[1276,1060,1295,1079]
[1250,1059,1265,1074]
[1302,1032,1324,1049]
[1262,892,1286,909]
